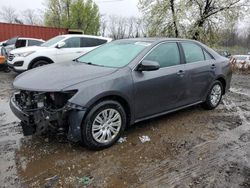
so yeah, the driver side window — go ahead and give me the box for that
[63,37,81,48]
[144,42,180,68]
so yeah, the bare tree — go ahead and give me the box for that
[188,0,247,40]
[100,15,107,36]
[139,0,250,41]
[0,6,18,23]
[22,9,37,25]
[108,15,127,39]
[106,15,146,39]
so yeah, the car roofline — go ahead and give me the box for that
[59,34,112,41]
[18,37,45,41]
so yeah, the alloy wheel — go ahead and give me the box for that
[210,84,222,107]
[91,108,122,144]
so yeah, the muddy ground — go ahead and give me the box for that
[1,72,250,188]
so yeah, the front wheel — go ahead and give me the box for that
[31,60,49,69]
[81,100,127,150]
[202,81,223,110]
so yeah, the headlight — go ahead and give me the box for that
[15,51,35,57]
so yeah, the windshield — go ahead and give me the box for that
[6,37,18,46]
[41,36,65,47]
[77,41,151,68]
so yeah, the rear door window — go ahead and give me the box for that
[144,42,180,68]
[81,37,107,47]
[181,42,205,63]
[28,40,43,46]
[64,37,81,48]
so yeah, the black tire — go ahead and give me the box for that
[81,100,126,150]
[202,80,223,110]
[31,60,49,69]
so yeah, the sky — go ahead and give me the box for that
[0,0,140,17]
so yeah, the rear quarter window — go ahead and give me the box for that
[203,50,213,60]
[181,42,205,63]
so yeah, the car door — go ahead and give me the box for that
[180,42,216,104]
[132,42,189,119]
[56,37,82,62]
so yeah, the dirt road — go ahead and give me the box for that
[0,72,250,188]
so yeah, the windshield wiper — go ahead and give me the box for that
[75,60,105,67]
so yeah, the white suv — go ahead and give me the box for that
[7,35,112,72]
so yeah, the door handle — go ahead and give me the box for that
[211,64,216,69]
[177,70,185,76]
[76,51,83,53]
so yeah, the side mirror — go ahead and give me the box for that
[56,41,66,49]
[137,60,160,71]
[2,43,7,47]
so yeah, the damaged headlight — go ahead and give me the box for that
[46,90,78,109]
[14,90,78,112]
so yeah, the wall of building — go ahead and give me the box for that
[0,22,68,41]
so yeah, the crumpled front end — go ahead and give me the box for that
[10,90,85,142]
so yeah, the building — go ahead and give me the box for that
[0,22,82,41]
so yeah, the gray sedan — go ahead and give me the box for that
[10,38,232,150]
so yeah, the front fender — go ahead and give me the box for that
[67,70,133,109]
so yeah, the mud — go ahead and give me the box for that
[0,72,250,188]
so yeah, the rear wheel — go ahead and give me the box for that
[81,100,126,150]
[31,60,49,69]
[202,81,223,110]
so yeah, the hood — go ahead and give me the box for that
[10,46,49,54]
[13,61,117,91]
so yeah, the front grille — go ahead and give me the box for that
[8,53,15,61]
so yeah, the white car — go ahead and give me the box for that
[233,55,250,63]
[1,37,44,55]
[7,35,112,72]
[233,55,250,69]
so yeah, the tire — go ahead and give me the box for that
[31,60,49,69]
[81,100,126,150]
[202,80,223,110]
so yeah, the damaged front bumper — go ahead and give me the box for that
[10,92,86,142]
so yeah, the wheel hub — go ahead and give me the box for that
[92,109,122,144]
[210,84,222,107]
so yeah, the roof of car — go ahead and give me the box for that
[18,37,45,41]
[61,34,112,41]
[118,37,200,43]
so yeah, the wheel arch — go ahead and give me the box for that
[215,76,226,95]
[85,94,132,126]
[28,56,54,69]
